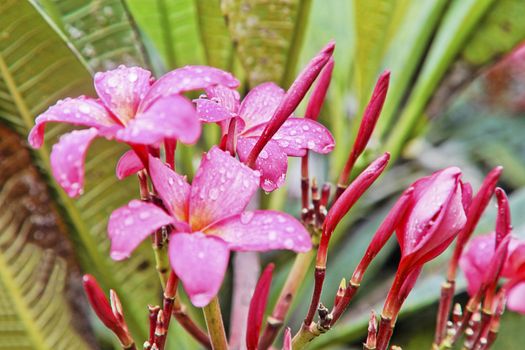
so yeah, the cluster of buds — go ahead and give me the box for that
[30,36,523,350]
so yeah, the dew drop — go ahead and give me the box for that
[128,72,138,82]
[285,226,294,233]
[79,104,91,114]
[240,211,254,224]
[129,201,141,208]
[124,217,134,226]
[107,76,118,88]
[209,188,219,200]
[268,231,277,240]
[284,239,294,249]
[307,140,316,149]
[259,150,268,159]
[168,177,174,186]
[139,212,150,220]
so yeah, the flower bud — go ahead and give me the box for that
[318,153,390,268]
[339,70,390,186]
[246,264,274,350]
[305,58,335,121]
[246,41,335,166]
[396,167,469,272]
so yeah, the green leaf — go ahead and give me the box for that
[38,0,147,71]
[0,0,160,342]
[0,126,94,349]
[383,0,525,161]
[221,0,312,87]
[352,0,397,108]
[195,0,234,70]
[126,0,205,71]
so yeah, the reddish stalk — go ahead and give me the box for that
[375,315,393,350]
[304,268,326,326]
[434,280,455,345]
[164,139,176,170]
[225,117,238,156]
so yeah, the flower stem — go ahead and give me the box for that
[433,280,455,346]
[152,228,170,287]
[203,297,228,350]
[258,250,315,349]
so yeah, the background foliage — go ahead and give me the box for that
[0,0,524,349]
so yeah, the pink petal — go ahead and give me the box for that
[459,233,495,295]
[189,146,259,230]
[28,97,116,148]
[237,138,288,192]
[246,263,274,350]
[507,281,525,314]
[108,200,176,260]
[238,82,285,130]
[140,65,239,111]
[168,232,230,307]
[116,150,144,179]
[398,167,467,262]
[195,98,233,123]
[148,155,191,222]
[244,118,335,156]
[205,210,311,252]
[117,95,201,145]
[282,328,292,350]
[94,66,152,124]
[50,128,99,197]
[206,84,241,114]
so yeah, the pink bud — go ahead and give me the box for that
[449,167,502,280]
[246,41,335,167]
[352,187,413,283]
[318,153,390,268]
[495,188,511,246]
[83,275,133,346]
[339,70,390,186]
[305,58,335,121]
[397,167,468,271]
[246,264,274,350]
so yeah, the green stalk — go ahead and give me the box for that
[202,297,228,350]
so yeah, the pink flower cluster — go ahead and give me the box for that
[28,40,523,350]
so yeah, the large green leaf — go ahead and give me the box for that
[221,0,312,87]
[125,0,205,71]
[352,0,397,108]
[37,0,147,71]
[195,0,234,70]
[0,126,94,349]
[0,0,161,342]
[383,0,525,160]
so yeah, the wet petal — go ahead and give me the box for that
[108,200,175,260]
[28,97,115,148]
[149,155,190,222]
[117,95,201,145]
[140,65,239,111]
[507,281,525,314]
[205,210,311,252]
[195,98,233,123]
[245,118,335,156]
[189,146,259,230]
[237,138,287,192]
[50,128,99,197]
[206,84,241,114]
[238,82,285,130]
[94,66,152,124]
[116,150,144,179]
[169,232,230,307]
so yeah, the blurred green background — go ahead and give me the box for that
[0,0,524,349]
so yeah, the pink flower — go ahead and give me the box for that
[194,81,335,191]
[28,65,238,197]
[396,167,469,271]
[107,146,311,307]
[460,234,525,314]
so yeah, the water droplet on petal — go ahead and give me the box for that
[79,104,90,114]
[128,72,138,82]
[240,211,254,224]
[259,150,268,159]
[285,226,294,233]
[209,188,219,200]
[268,231,277,240]
[124,217,134,226]
[284,239,294,249]
[139,212,150,220]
